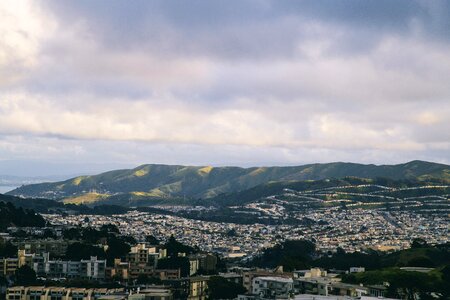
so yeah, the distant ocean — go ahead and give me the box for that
[0,186,17,194]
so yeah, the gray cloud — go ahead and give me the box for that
[0,0,448,171]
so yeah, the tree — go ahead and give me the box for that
[43,229,56,239]
[0,241,17,258]
[119,235,136,245]
[226,229,237,237]
[136,274,162,285]
[157,257,190,277]
[249,240,316,271]
[207,276,246,299]
[0,202,46,230]
[63,228,82,240]
[165,235,196,257]
[15,265,36,285]
[411,238,428,248]
[106,237,131,266]
[145,235,160,245]
[100,224,120,234]
[81,227,104,244]
[65,243,105,260]
[440,265,450,298]
[0,275,7,285]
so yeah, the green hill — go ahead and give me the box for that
[6,160,449,206]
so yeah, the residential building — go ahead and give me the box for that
[6,287,125,300]
[252,276,294,300]
[187,276,209,300]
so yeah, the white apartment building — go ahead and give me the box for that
[252,276,294,300]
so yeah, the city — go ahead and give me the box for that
[44,207,448,256]
[1,0,450,299]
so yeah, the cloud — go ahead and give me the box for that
[0,0,449,169]
[0,1,56,87]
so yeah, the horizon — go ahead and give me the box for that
[1,1,449,176]
[0,158,448,179]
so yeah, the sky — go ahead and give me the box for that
[0,0,449,177]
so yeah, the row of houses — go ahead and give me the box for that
[1,243,217,283]
[5,286,172,300]
[236,268,389,300]
[1,250,106,280]
[5,278,211,300]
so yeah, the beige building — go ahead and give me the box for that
[128,288,173,300]
[187,276,209,300]
[242,267,289,292]
[16,240,70,257]
[106,259,130,281]
[6,287,125,300]
[0,258,19,276]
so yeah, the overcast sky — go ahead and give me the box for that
[0,0,449,176]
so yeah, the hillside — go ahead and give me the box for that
[6,160,449,206]
[207,177,450,209]
[0,201,46,230]
[0,194,129,215]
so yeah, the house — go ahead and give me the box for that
[252,276,294,300]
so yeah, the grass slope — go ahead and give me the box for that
[7,161,449,205]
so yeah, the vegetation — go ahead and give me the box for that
[136,274,162,285]
[14,265,36,286]
[63,225,134,264]
[251,239,449,272]
[65,243,106,260]
[342,268,448,299]
[174,207,308,225]
[7,161,449,206]
[208,177,449,207]
[157,257,190,277]
[165,235,197,257]
[249,240,316,271]
[0,193,128,214]
[0,201,46,230]
[249,240,449,299]
[154,236,199,277]
[0,240,17,258]
[207,276,247,299]
[145,235,160,245]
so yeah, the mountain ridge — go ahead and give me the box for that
[7,160,449,205]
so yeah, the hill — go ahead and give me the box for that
[0,201,46,230]
[0,194,128,215]
[6,160,449,206]
[207,177,450,209]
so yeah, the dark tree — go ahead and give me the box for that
[165,235,196,257]
[65,243,105,260]
[105,237,131,265]
[63,228,82,240]
[119,235,137,245]
[0,241,17,258]
[411,238,428,248]
[226,229,237,237]
[136,274,162,285]
[145,235,160,245]
[100,224,120,234]
[0,202,45,230]
[249,240,316,271]
[81,227,104,244]
[207,276,246,299]
[441,265,450,298]
[157,257,190,277]
[15,265,36,285]
[43,229,56,239]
